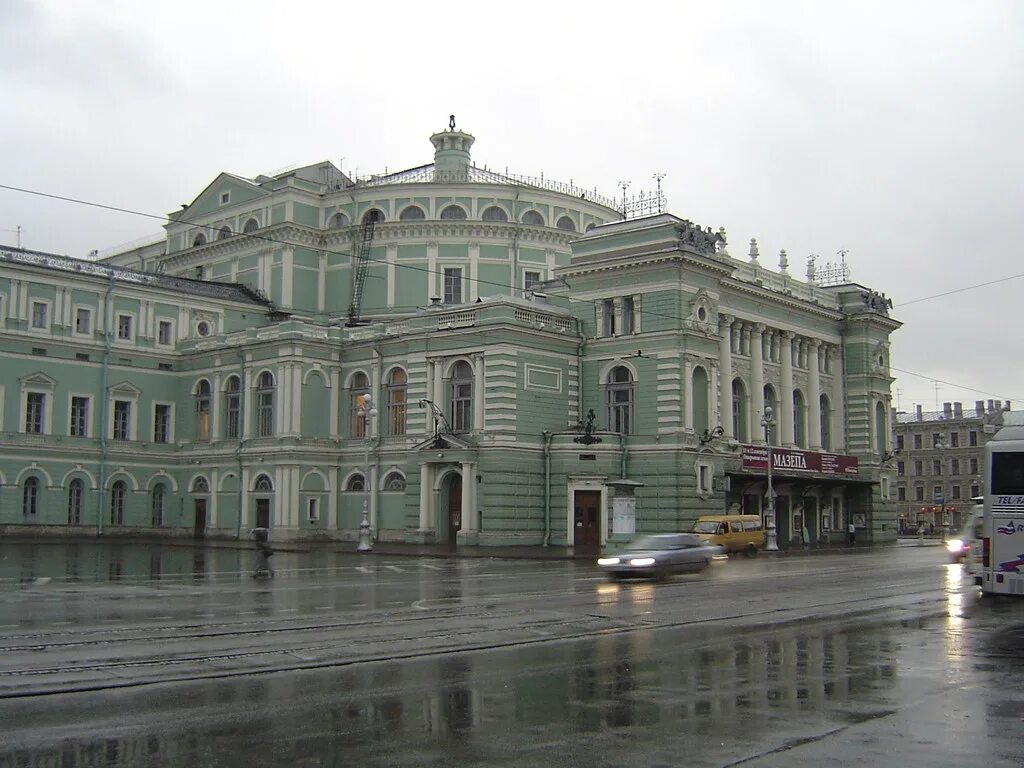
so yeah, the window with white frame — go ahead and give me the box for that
[23,476,40,515]
[601,299,615,337]
[70,396,89,437]
[524,270,541,292]
[117,314,133,341]
[605,366,634,435]
[349,372,370,438]
[621,296,636,335]
[255,372,275,437]
[194,380,211,441]
[110,480,126,525]
[346,473,366,491]
[75,307,92,335]
[68,479,84,525]
[113,400,131,440]
[386,368,407,436]
[31,301,48,329]
[449,361,473,432]
[152,483,165,526]
[154,404,172,443]
[443,267,463,304]
[25,392,45,433]
[158,320,173,345]
[307,498,320,522]
[224,376,240,439]
[383,472,406,491]
[696,461,713,496]
[439,205,467,220]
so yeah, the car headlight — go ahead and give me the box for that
[597,557,620,566]
[946,539,965,554]
[629,557,656,566]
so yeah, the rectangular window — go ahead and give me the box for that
[950,458,960,475]
[117,314,132,340]
[158,320,172,345]
[969,457,978,474]
[915,486,924,502]
[75,308,92,335]
[621,296,635,335]
[968,431,978,447]
[31,301,48,329]
[990,452,1024,494]
[113,400,131,440]
[932,459,941,476]
[602,299,616,336]
[933,484,943,500]
[952,485,961,499]
[897,461,905,476]
[949,432,959,447]
[897,487,906,501]
[443,268,462,304]
[70,396,89,437]
[933,432,942,448]
[970,483,979,497]
[25,392,45,433]
[307,498,319,523]
[524,270,541,292]
[914,460,923,476]
[225,392,240,440]
[896,434,904,450]
[154,404,171,443]
[913,434,922,450]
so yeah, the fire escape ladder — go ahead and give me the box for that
[347,220,376,324]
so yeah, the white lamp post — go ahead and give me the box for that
[357,393,378,552]
[761,405,779,552]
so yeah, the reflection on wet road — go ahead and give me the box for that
[0,542,1021,767]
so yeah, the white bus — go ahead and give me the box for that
[981,412,1024,596]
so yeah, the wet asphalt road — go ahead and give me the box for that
[0,542,1021,767]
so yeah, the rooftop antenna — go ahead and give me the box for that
[933,381,942,410]
[1,225,22,248]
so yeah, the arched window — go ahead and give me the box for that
[556,216,576,232]
[692,367,710,435]
[152,483,165,527]
[606,366,634,434]
[195,379,211,441]
[875,401,887,455]
[346,473,366,492]
[386,368,407,436]
[217,225,232,240]
[763,385,778,445]
[23,476,39,516]
[254,474,273,492]
[383,472,406,491]
[585,223,597,232]
[192,233,207,248]
[68,478,84,525]
[439,205,467,220]
[449,361,473,433]
[329,212,350,229]
[732,378,748,442]
[362,209,384,224]
[349,372,370,438]
[110,480,126,525]
[224,376,240,439]
[481,206,508,222]
[256,372,275,437]
[243,218,259,234]
[820,394,832,451]
[192,476,210,493]
[521,210,545,226]
[793,390,807,448]
[399,206,425,221]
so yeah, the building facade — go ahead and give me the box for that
[893,399,1012,532]
[0,123,901,546]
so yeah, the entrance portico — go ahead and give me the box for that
[412,433,479,545]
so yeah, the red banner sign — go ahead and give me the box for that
[741,445,859,476]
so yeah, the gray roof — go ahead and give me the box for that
[1,246,271,306]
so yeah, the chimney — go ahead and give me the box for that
[426,296,443,310]
[988,399,995,413]
[915,404,923,421]
[1005,400,1012,411]
[942,402,953,419]
[953,401,963,418]
[976,400,985,417]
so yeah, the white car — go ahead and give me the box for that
[946,502,984,584]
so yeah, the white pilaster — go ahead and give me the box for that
[718,316,734,438]
[751,324,765,442]
[473,354,485,431]
[780,332,794,447]
[808,340,822,450]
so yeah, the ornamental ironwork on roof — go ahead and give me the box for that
[1,246,271,305]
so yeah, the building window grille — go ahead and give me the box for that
[606,366,634,435]
[25,392,45,434]
[256,372,275,437]
[68,479,83,525]
[346,473,365,492]
[386,368,407,436]
[443,268,463,304]
[449,361,473,433]
[383,472,406,491]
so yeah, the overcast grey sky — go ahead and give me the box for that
[2,0,1021,412]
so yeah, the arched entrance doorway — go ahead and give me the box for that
[191,476,210,539]
[444,473,463,545]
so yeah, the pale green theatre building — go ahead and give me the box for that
[0,122,901,547]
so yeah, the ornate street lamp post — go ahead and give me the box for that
[761,405,779,552]
[357,393,378,552]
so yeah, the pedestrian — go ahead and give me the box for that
[801,526,810,548]
[253,527,275,578]
[847,521,856,546]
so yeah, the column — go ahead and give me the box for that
[461,462,475,532]
[473,354,485,431]
[718,316,734,438]
[242,367,253,438]
[212,372,222,439]
[808,340,822,450]
[329,368,340,439]
[276,364,288,435]
[683,356,694,430]
[710,362,720,430]
[419,464,431,529]
[780,332,794,447]
[751,324,765,442]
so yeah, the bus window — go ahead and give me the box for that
[991,452,1024,494]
